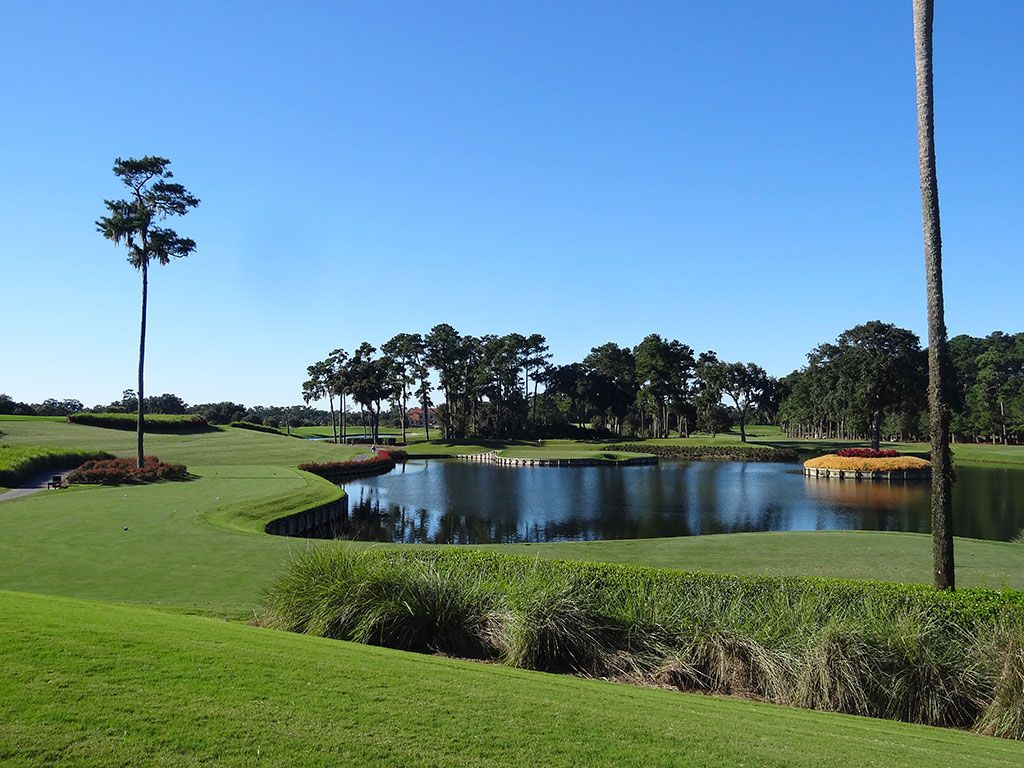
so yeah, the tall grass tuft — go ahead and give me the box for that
[347,556,493,657]
[977,623,1024,739]
[262,547,1024,738]
[493,572,614,674]
[265,547,494,657]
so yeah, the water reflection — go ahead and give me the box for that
[299,459,1024,544]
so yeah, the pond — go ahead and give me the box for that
[304,459,1024,544]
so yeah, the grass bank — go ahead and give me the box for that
[2,590,1021,767]
[265,547,1024,736]
[0,445,113,487]
[0,465,338,616]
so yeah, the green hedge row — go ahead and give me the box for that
[68,413,210,432]
[229,421,284,435]
[0,445,115,486]
[606,443,799,462]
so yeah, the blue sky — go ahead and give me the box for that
[2,1,1021,407]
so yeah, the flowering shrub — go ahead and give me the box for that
[67,456,189,485]
[607,444,799,462]
[299,451,398,481]
[836,448,900,459]
[804,454,930,472]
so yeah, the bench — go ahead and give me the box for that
[46,475,64,490]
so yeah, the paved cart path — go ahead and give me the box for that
[0,467,78,502]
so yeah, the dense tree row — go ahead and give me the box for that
[777,323,1024,446]
[305,325,774,443]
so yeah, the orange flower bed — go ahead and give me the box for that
[803,455,931,472]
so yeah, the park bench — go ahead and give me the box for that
[46,475,65,490]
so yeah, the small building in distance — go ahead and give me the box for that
[406,407,436,427]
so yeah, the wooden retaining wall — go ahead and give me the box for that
[803,467,931,482]
[453,450,658,467]
[265,496,349,537]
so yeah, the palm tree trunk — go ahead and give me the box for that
[136,259,148,468]
[914,0,955,590]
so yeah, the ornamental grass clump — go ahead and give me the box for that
[264,547,494,658]
[492,573,614,674]
[976,623,1024,739]
[262,548,1024,738]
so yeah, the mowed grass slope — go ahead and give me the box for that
[0,465,339,615]
[2,590,1021,768]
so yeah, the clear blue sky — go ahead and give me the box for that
[2,1,1021,407]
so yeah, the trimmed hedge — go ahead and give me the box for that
[229,421,284,435]
[266,547,1024,737]
[299,450,399,482]
[0,445,114,486]
[67,456,189,485]
[68,413,210,433]
[606,443,799,462]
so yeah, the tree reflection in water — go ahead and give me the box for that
[297,460,1024,544]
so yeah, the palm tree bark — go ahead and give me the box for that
[136,258,148,468]
[914,0,955,590]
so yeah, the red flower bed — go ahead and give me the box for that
[299,450,400,481]
[67,456,189,485]
[836,448,900,459]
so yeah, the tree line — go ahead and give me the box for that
[777,322,1024,447]
[303,324,775,444]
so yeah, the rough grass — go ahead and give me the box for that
[264,547,1024,735]
[0,445,113,486]
[5,591,1020,768]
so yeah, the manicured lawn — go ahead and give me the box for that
[0,465,338,616]
[484,530,1024,590]
[292,424,429,439]
[0,415,66,422]
[497,446,653,461]
[0,418,365,466]
[2,590,1020,768]
[2,464,1023,619]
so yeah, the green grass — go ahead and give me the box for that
[484,531,1024,590]
[404,425,1024,468]
[0,444,112,486]
[0,465,338,616]
[5,418,1024,760]
[2,590,1020,768]
[0,414,66,422]
[2,467,1023,619]
[0,418,365,466]
[497,447,652,461]
[291,424,419,438]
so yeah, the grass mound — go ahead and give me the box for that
[0,445,113,486]
[228,420,285,434]
[264,547,1024,736]
[68,412,210,432]
[5,591,1019,767]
